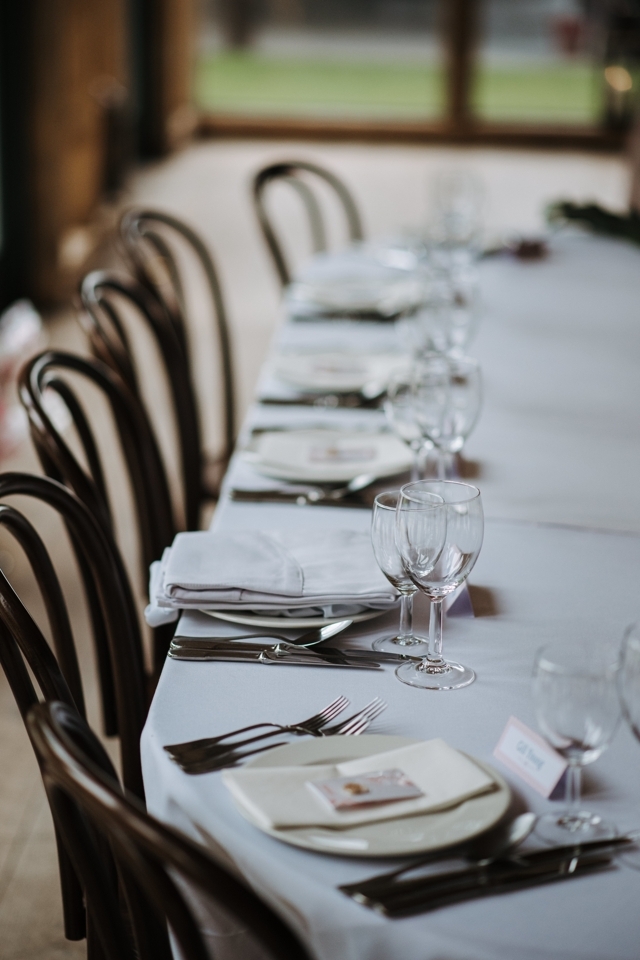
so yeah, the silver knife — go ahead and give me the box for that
[168,645,382,669]
[228,489,371,508]
[171,638,419,664]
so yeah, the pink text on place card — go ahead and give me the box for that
[309,444,376,464]
[493,716,567,798]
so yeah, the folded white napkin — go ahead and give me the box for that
[145,529,398,627]
[222,740,496,831]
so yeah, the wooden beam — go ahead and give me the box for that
[197,113,626,153]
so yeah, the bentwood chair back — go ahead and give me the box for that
[119,208,236,487]
[20,351,176,580]
[29,700,315,960]
[79,270,205,529]
[19,351,177,674]
[0,475,149,940]
[252,159,364,287]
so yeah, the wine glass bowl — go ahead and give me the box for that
[370,491,436,655]
[395,480,483,690]
[532,639,620,844]
[412,354,482,475]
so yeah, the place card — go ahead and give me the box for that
[308,769,423,811]
[493,716,567,798]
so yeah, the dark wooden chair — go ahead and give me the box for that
[119,207,236,487]
[252,159,364,287]
[19,350,177,674]
[0,473,150,942]
[28,700,314,960]
[79,266,222,531]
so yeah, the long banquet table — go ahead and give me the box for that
[141,232,640,960]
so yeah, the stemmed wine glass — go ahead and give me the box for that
[370,491,431,655]
[412,354,482,480]
[384,371,433,481]
[532,638,620,844]
[617,623,640,867]
[395,480,483,690]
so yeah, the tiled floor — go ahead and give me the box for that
[0,139,628,957]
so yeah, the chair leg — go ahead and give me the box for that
[56,828,86,940]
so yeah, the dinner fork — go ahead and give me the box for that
[174,697,388,774]
[165,695,349,762]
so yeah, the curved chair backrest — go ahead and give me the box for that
[79,270,203,530]
[253,160,364,286]
[119,208,236,478]
[0,473,147,796]
[0,477,149,940]
[29,701,314,960]
[20,350,176,583]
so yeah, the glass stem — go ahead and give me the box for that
[436,449,447,480]
[428,599,445,664]
[564,762,582,815]
[397,592,414,642]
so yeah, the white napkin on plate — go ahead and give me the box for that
[145,529,398,626]
[222,740,496,830]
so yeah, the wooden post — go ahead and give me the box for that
[445,0,478,133]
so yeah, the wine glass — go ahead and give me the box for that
[412,354,482,480]
[532,639,620,844]
[395,480,483,690]
[384,371,432,481]
[370,491,432,655]
[617,623,640,867]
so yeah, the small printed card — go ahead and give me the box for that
[493,716,567,798]
[308,768,424,811]
[309,444,376,464]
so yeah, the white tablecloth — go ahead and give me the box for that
[141,233,640,960]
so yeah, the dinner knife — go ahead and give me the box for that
[170,638,417,664]
[341,835,633,915]
[229,489,372,508]
[168,645,382,669]
[359,850,614,918]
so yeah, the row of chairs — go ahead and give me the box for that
[0,160,362,959]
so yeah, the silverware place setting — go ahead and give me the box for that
[341,831,636,918]
[165,697,388,774]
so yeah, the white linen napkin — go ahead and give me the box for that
[145,529,398,627]
[222,740,496,831]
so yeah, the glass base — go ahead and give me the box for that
[395,657,476,690]
[535,810,617,845]
[373,633,429,655]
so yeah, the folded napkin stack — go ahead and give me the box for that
[223,739,496,830]
[146,529,398,627]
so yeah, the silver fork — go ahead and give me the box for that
[176,697,388,774]
[165,695,349,762]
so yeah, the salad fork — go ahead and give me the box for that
[165,695,349,762]
[173,697,388,774]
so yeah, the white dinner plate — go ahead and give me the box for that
[271,352,409,393]
[245,429,414,484]
[200,608,389,629]
[236,735,511,858]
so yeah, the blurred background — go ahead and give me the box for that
[2,0,640,309]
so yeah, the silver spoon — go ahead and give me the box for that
[312,474,378,501]
[341,812,537,896]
